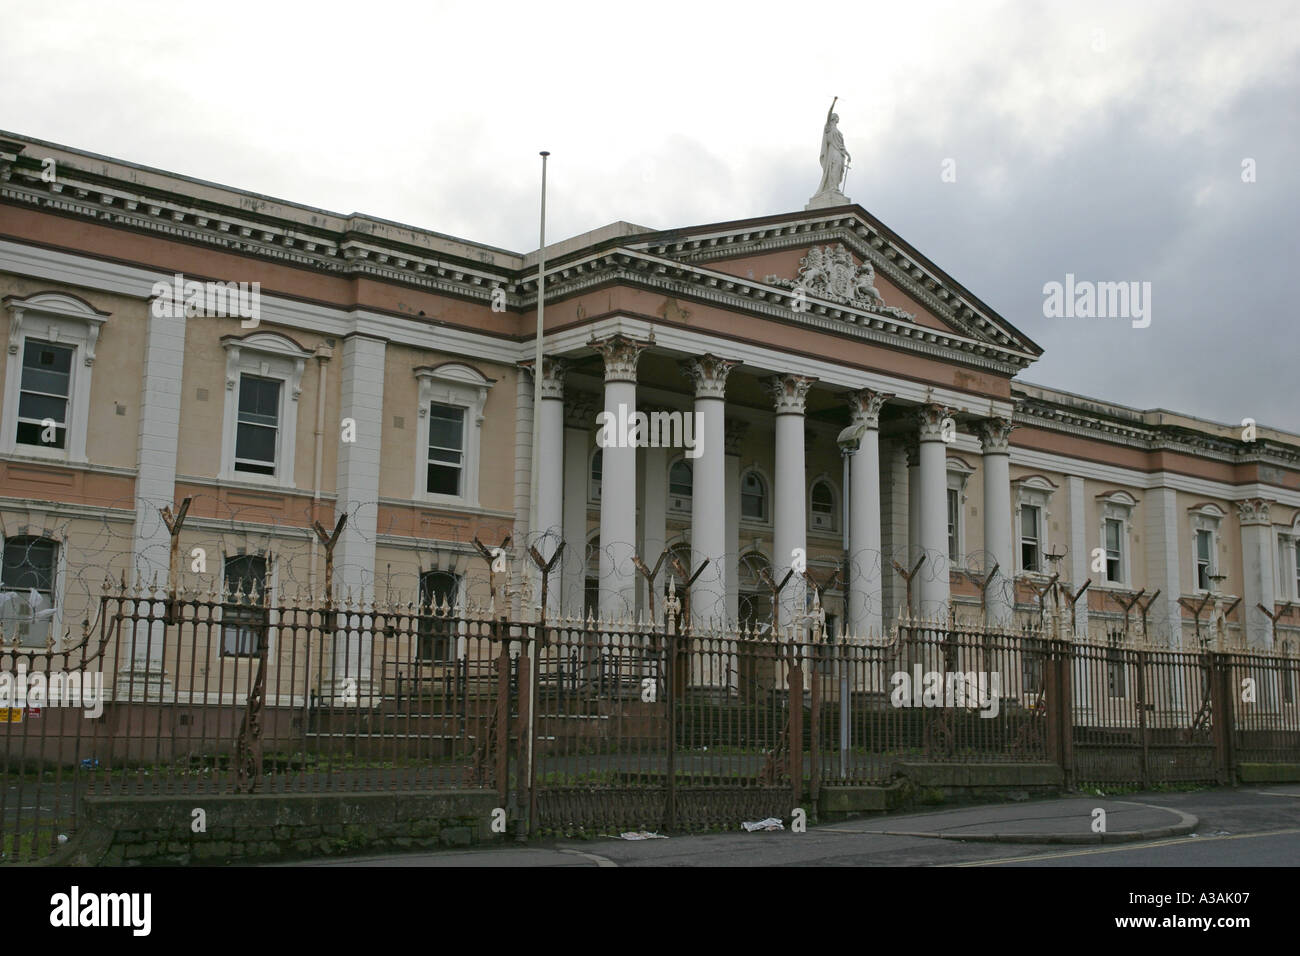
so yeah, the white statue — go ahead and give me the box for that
[815,98,850,198]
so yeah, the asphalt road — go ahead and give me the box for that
[300,785,1300,867]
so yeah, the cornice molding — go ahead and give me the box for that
[1014,395,1300,472]
[2,164,1038,377]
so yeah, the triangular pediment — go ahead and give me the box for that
[619,207,1042,360]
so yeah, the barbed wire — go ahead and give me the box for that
[0,495,1287,653]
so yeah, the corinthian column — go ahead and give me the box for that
[916,404,952,619]
[590,332,652,618]
[680,355,739,628]
[765,374,817,631]
[844,389,890,636]
[978,417,1015,626]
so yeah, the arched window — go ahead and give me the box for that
[589,448,602,502]
[668,458,693,512]
[810,479,837,532]
[740,469,768,521]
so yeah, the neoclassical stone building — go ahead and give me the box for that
[1,130,1298,661]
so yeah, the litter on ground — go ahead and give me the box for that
[618,831,668,840]
[741,818,785,832]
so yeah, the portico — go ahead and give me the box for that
[525,311,1024,637]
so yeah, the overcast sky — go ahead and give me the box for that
[3,0,1297,430]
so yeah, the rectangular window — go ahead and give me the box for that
[1020,505,1041,572]
[222,554,268,657]
[426,403,465,496]
[417,570,461,661]
[947,488,960,563]
[1104,518,1123,583]
[0,536,58,646]
[1195,529,1214,591]
[234,375,281,475]
[16,340,73,449]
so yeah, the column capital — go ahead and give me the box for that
[519,355,568,400]
[1236,497,1274,527]
[588,332,653,383]
[846,388,892,430]
[679,354,740,400]
[724,418,749,456]
[564,391,599,429]
[915,403,952,443]
[763,374,817,415]
[977,416,1016,454]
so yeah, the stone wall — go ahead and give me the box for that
[43,790,501,866]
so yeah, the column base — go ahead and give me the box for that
[114,665,174,703]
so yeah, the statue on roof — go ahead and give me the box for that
[808,98,851,210]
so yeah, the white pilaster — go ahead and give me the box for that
[1144,486,1185,648]
[326,333,385,703]
[1238,498,1276,650]
[120,294,187,700]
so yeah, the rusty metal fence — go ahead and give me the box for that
[4,583,1300,860]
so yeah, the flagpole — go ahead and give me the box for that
[523,149,549,839]
[528,151,549,564]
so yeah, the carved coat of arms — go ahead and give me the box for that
[766,243,914,320]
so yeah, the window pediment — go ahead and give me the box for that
[222,332,310,400]
[5,291,110,366]
[1096,489,1139,508]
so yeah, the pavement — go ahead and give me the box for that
[827,796,1198,844]
[296,784,1300,867]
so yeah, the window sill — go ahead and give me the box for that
[221,468,295,491]
[418,491,477,510]
[8,443,81,464]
